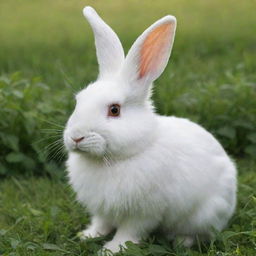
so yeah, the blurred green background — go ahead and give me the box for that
[1,1,256,255]
[1,0,256,176]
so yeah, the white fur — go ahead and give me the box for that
[83,6,124,79]
[64,6,237,253]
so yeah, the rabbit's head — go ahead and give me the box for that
[64,6,176,160]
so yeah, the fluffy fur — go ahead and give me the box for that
[64,6,237,253]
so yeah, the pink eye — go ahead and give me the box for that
[108,104,120,117]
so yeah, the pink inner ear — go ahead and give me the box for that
[139,23,173,79]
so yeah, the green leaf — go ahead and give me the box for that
[220,231,238,241]
[245,145,256,157]
[10,238,20,249]
[25,242,38,251]
[9,253,17,256]
[1,134,19,151]
[23,112,36,134]
[0,229,7,236]
[42,243,62,251]
[22,156,36,170]
[36,82,50,90]
[50,206,59,218]
[247,133,256,143]
[217,126,236,139]
[12,90,23,98]
[148,244,169,255]
[11,71,22,82]
[29,207,43,216]
[0,163,7,175]
[15,216,25,225]
[6,152,24,163]
[233,120,254,129]
[125,241,144,255]
[0,76,10,86]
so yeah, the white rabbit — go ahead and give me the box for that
[64,6,237,253]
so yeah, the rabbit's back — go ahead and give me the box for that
[156,115,237,232]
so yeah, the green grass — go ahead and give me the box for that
[0,0,256,255]
[0,159,255,256]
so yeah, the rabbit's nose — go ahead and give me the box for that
[72,137,85,143]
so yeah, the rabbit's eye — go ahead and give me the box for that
[108,104,120,117]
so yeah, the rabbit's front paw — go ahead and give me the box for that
[103,240,122,253]
[79,216,113,240]
[103,236,138,253]
[79,226,101,239]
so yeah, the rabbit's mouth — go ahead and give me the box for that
[64,131,107,157]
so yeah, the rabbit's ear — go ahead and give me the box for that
[121,15,176,94]
[83,7,125,79]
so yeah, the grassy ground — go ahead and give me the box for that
[1,0,256,87]
[0,159,255,256]
[1,0,256,255]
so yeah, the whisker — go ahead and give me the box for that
[38,118,65,128]
[47,144,63,160]
[33,135,63,145]
[41,127,64,131]
[56,146,67,162]
[49,144,66,162]
[44,139,63,152]
[41,129,63,134]
[36,138,63,158]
